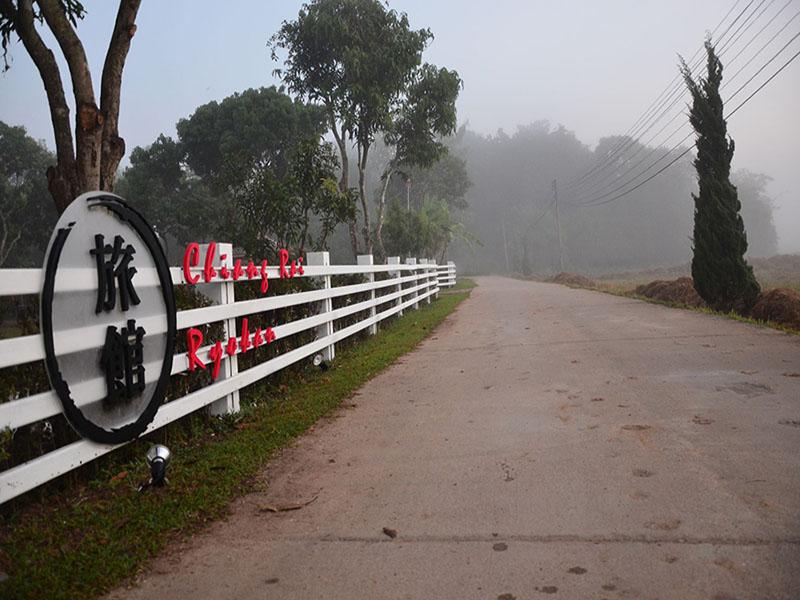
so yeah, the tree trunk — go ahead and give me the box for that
[330,118,359,257]
[299,208,310,255]
[357,142,371,254]
[7,0,141,214]
[8,0,78,213]
[40,0,103,192]
[99,0,141,191]
[374,166,394,259]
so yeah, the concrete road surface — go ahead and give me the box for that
[108,277,800,599]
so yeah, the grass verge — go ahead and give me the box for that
[592,282,799,335]
[448,277,476,292]
[0,288,472,600]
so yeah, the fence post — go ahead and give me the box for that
[419,259,432,304]
[448,260,456,287]
[306,251,335,362]
[357,254,377,335]
[432,259,439,300]
[426,258,434,303]
[406,257,419,309]
[387,256,403,317]
[198,242,240,416]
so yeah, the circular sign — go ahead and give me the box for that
[40,192,176,444]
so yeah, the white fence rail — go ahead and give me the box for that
[0,251,457,503]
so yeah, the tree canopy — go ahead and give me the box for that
[0,121,58,266]
[270,0,460,256]
[118,87,351,259]
[176,86,327,190]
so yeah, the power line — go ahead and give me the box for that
[724,5,800,87]
[564,24,800,208]
[726,29,800,101]
[561,0,749,190]
[564,0,781,198]
[727,45,800,117]
[574,44,800,209]
[529,197,556,229]
[566,7,799,205]
[721,0,795,80]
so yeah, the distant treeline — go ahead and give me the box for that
[444,121,778,275]
[1,118,778,273]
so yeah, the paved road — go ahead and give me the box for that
[109,277,800,599]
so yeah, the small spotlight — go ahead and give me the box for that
[312,353,329,371]
[145,444,171,487]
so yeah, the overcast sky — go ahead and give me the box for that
[2,0,799,251]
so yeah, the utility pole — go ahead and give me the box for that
[552,179,565,272]
[501,212,510,273]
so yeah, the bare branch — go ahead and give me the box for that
[39,0,102,192]
[99,0,141,190]
[11,0,76,212]
[37,0,94,105]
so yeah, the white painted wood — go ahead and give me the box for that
[420,259,433,304]
[406,258,419,309]
[197,243,240,416]
[0,249,453,503]
[1,287,437,502]
[0,262,440,297]
[306,252,334,362]
[357,255,377,335]
[0,281,434,431]
[0,274,421,371]
[387,257,403,317]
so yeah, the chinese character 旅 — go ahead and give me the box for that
[90,234,141,313]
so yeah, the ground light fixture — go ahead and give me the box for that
[313,353,329,371]
[145,444,171,487]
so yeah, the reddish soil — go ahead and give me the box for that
[751,288,800,331]
[549,272,597,288]
[634,277,706,308]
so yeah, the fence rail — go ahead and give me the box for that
[0,251,456,503]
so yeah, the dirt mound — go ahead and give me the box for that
[634,277,706,308]
[751,288,800,331]
[549,272,596,288]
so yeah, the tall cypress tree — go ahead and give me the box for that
[680,41,760,313]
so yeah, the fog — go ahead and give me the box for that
[2,0,799,263]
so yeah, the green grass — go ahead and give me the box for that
[448,277,476,292]
[0,290,472,600]
[590,282,799,336]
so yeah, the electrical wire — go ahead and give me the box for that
[565,0,781,198]
[565,7,800,206]
[574,45,800,209]
[562,0,752,190]
[564,24,800,208]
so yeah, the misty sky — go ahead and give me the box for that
[2,0,799,251]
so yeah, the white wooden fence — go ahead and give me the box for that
[0,250,457,503]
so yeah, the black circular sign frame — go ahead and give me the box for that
[41,194,177,444]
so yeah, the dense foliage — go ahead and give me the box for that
[0,121,58,266]
[117,86,352,260]
[270,0,461,256]
[681,42,761,312]
[444,121,778,275]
